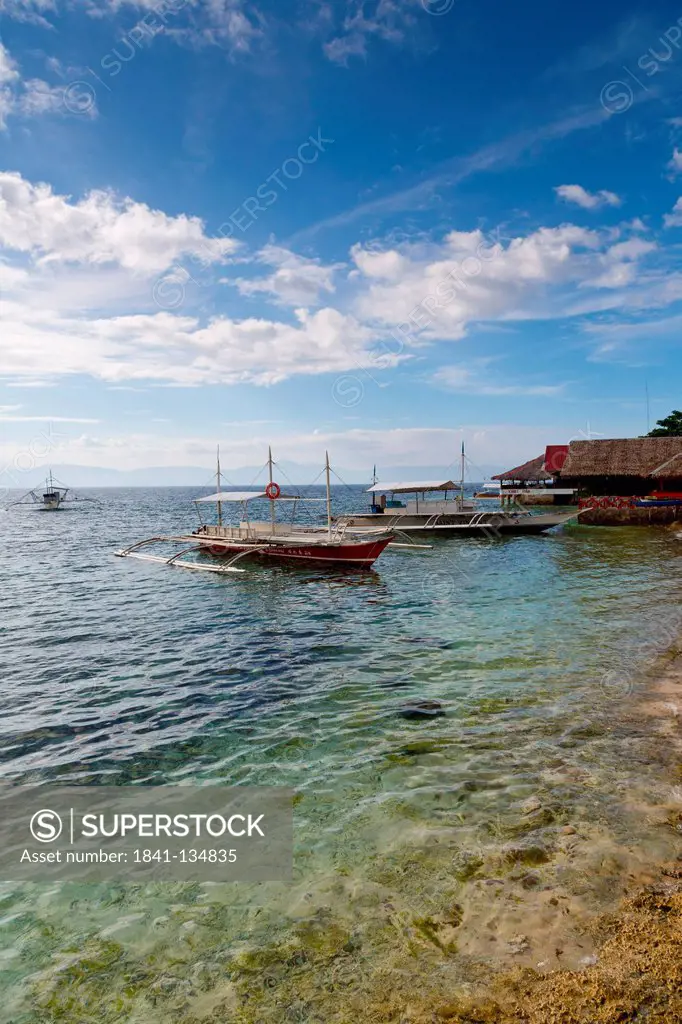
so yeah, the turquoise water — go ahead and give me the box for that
[1,488,682,1021]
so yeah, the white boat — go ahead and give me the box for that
[115,449,397,574]
[366,478,476,515]
[337,503,582,538]
[358,444,476,519]
[337,442,581,537]
[473,481,502,500]
[6,472,98,512]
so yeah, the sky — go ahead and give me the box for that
[1,0,682,484]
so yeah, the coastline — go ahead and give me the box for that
[429,644,682,1024]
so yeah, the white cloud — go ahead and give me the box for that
[179,0,263,52]
[0,170,666,395]
[667,148,682,178]
[323,0,417,65]
[555,184,622,210]
[432,363,564,397]
[0,171,237,272]
[227,245,343,306]
[1,0,264,54]
[0,0,56,27]
[664,197,682,228]
[588,237,656,288]
[0,299,402,386]
[350,224,611,341]
[0,424,565,476]
[0,41,94,129]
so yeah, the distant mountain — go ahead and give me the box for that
[4,462,506,489]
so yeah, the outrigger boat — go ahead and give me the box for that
[336,444,580,537]
[363,445,476,517]
[5,471,98,512]
[337,502,581,538]
[115,449,396,575]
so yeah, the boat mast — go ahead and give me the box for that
[325,451,332,539]
[460,440,465,507]
[268,446,275,530]
[216,445,222,527]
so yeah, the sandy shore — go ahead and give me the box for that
[416,647,682,1024]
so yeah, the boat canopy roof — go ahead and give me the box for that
[366,479,459,495]
[196,490,268,503]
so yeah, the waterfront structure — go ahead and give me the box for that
[558,437,682,496]
[493,449,577,505]
[555,437,682,525]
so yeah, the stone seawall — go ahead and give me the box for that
[579,505,682,526]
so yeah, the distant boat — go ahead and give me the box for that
[474,481,502,500]
[6,472,98,512]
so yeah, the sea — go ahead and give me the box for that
[1,485,682,1023]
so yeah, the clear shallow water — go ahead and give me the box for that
[1,487,682,1022]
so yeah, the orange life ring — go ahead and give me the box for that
[265,482,281,500]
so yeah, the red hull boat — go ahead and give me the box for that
[194,531,392,566]
[115,448,396,575]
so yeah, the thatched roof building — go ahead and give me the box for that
[559,438,682,481]
[492,455,550,482]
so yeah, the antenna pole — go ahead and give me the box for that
[216,445,222,527]
[325,451,332,539]
[646,381,651,434]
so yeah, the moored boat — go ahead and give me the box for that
[337,506,581,538]
[115,449,395,574]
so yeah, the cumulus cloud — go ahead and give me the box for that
[0,170,665,393]
[0,171,237,272]
[350,224,618,341]
[0,300,400,386]
[554,184,622,209]
[227,245,344,306]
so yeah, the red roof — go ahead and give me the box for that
[544,444,568,473]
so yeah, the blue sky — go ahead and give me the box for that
[1,0,682,481]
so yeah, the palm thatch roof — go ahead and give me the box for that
[492,454,550,482]
[560,438,682,479]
